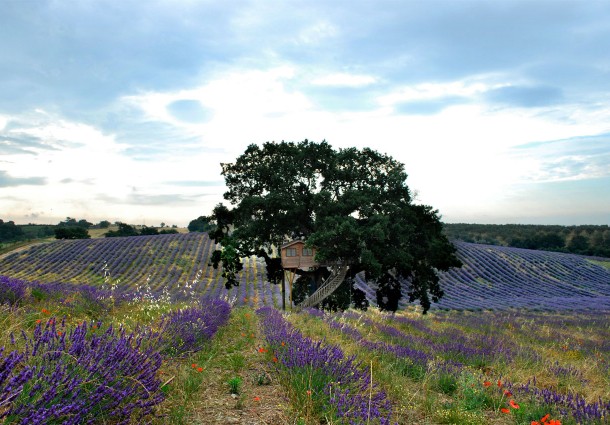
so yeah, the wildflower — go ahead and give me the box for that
[548,420,561,425]
[273,357,278,363]
[197,367,203,372]
[501,408,510,414]
[191,363,196,368]
[41,308,50,314]
[281,341,285,346]
[306,390,312,396]
[540,414,550,423]
[509,399,520,409]
[258,347,267,353]
[497,379,503,388]
[504,389,512,397]
[531,422,541,425]
[241,333,246,337]
[483,380,491,387]
[36,319,41,324]
[254,396,260,401]
[57,331,62,336]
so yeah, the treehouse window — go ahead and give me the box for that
[286,248,297,257]
[302,248,313,256]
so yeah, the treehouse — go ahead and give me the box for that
[280,240,349,309]
[280,240,319,271]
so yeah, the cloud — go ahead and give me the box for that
[394,96,469,115]
[165,180,225,187]
[511,133,610,182]
[167,100,212,123]
[0,170,46,187]
[311,73,377,87]
[485,85,564,107]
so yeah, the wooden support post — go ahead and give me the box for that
[281,270,286,311]
[287,268,296,309]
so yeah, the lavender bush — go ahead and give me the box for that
[257,306,393,424]
[0,276,27,306]
[159,297,231,357]
[0,319,165,424]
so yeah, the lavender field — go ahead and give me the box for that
[2,233,609,312]
[356,241,610,312]
[1,233,609,424]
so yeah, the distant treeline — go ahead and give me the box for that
[0,220,55,243]
[1,218,178,243]
[443,223,610,258]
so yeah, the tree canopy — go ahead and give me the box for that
[208,140,461,313]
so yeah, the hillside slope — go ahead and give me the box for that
[356,241,610,311]
[1,233,609,311]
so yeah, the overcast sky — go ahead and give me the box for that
[1,0,610,226]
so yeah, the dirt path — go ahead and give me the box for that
[186,308,293,425]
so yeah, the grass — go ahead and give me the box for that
[1,289,608,424]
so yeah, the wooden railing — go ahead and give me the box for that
[296,263,349,309]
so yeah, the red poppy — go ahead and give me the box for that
[540,414,550,423]
[501,408,510,414]
[36,319,41,324]
[531,422,541,425]
[509,399,520,409]
[504,389,512,397]
[497,380,503,388]
[548,420,561,425]
[258,347,267,353]
[254,396,260,401]
[306,390,312,396]
[483,380,491,387]
[273,357,278,363]
[197,367,203,372]
[191,363,196,368]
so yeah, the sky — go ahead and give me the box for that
[1,0,610,227]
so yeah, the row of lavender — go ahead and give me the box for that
[0,233,285,309]
[305,308,610,424]
[257,307,393,424]
[355,241,610,311]
[0,291,231,424]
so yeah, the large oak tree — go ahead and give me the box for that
[207,140,461,313]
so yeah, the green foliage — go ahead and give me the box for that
[0,219,25,242]
[209,235,243,289]
[227,376,242,394]
[187,216,215,233]
[444,223,610,258]
[97,220,111,229]
[209,140,462,313]
[435,374,459,395]
[55,226,91,239]
[105,222,139,237]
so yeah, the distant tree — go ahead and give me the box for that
[0,220,25,242]
[187,216,215,233]
[77,219,93,228]
[160,222,166,228]
[159,228,179,234]
[105,222,139,237]
[139,226,159,236]
[55,227,90,239]
[207,140,461,313]
[567,232,589,254]
[57,217,92,228]
[98,220,111,229]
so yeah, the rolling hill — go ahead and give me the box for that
[1,233,609,311]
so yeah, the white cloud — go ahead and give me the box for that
[296,21,338,45]
[311,73,377,87]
